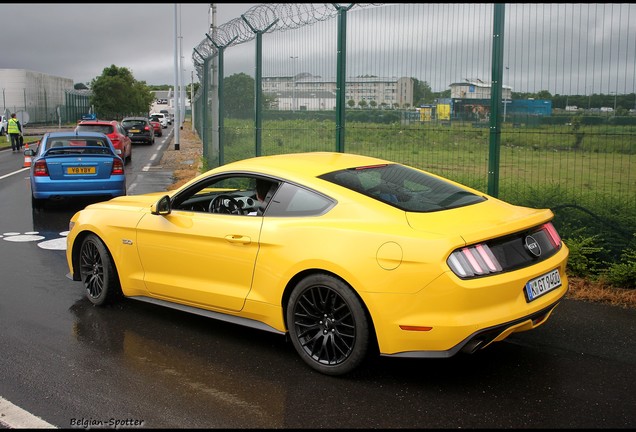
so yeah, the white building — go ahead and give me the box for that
[449,79,512,100]
[0,69,74,123]
[262,74,415,110]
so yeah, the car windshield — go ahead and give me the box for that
[76,125,113,134]
[319,163,486,212]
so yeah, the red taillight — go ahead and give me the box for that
[33,160,49,177]
[144,125,150,131]
[111,158,124,175]
[542,222,562,248]
[447,243,503,278]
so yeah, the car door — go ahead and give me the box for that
[135,176,264,312]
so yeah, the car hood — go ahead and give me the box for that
[86,192,168,211]
[405,197,553,244]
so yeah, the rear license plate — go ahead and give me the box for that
[525,269,562,302]
[130,129,140,133]
[67,167,96,174]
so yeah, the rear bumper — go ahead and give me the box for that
[384,299,563,358]
[365,245,570,357]
[129,135,153,144]
[31,177,126,199]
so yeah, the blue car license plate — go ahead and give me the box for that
[525,269,562,302]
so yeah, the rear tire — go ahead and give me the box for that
[287,273,370,376]
[79,234,122,306]
[31,194,45,211]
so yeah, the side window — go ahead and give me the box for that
[171,174,261,215]
[266,183,335,217]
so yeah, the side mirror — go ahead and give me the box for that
[24,148,36,156]
[151,195,171,215]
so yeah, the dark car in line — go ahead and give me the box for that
[121,117,155,145]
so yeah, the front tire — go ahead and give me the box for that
[287,273,370,376]
[79,234,121,306]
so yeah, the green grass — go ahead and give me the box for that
[219,119,635,211]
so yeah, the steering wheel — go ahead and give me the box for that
[209,194,244,215]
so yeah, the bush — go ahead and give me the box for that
[564,234,606,277]
[604,240,636,289]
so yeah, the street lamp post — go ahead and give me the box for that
[290,56,298,112]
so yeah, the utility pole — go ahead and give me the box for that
[173,3,180,150]
[191,70,194,131]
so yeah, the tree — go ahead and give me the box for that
[90,65,154,119]
[223,73,254,118]
[186,82,201,104]
[412,78,434,106]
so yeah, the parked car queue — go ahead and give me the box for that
[17,115,170,210]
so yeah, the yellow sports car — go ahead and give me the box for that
[66,152,569,376]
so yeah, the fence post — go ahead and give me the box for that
[242,14,278,157]
[334,4,354,153]
[487,3,505,197]
[207,33,238,167]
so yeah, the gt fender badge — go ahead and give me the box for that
[122,239,133,245]
[525,235,541,257]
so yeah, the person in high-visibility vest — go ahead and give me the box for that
[7,113,23,153]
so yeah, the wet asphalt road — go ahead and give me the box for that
[0,131,634,428]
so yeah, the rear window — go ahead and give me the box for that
[77,124,113,134]
[319,163,486,212]
[122,119,147,127]
[45,138,111,154]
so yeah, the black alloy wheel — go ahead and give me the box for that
[79,234,121,306]
[287,273,370,376]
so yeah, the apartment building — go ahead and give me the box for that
[262,73,414,110]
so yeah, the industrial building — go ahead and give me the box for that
[0,69,75,124]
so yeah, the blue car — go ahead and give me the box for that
[29,131,127,210]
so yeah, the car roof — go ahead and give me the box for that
[77,120,117,125]
[217,152,396,180]
[45,131,109,139]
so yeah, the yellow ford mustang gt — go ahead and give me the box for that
[66,152,569,376]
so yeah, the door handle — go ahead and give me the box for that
[225,235,251,245]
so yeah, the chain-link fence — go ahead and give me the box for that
[192,3,635,263]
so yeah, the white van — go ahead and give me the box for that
[159,109,173,125]
[150,113,168,128]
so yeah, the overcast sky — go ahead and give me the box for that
[0,3,257,86]
[2,4,634,95]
